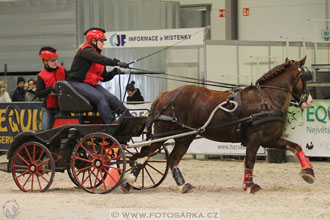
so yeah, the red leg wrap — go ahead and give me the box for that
[296,151,313,168]
[243,168,253,191]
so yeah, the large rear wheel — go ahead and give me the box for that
[70,133,126,194]
[11,141,55,192]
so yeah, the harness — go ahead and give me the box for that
[150,86,287,144]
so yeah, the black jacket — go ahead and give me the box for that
[127,89,144,104]
[68,43,119,83]
[11,88,26,102]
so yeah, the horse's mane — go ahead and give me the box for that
[256,61,292,84]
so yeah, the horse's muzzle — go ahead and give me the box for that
[300,94,313,109]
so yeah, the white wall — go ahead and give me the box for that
[163,0,226,40]
[238,0,327,41]
[164,0,329,42]
[205,41,322,89]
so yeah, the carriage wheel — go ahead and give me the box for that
[67,168,79,187]
[70,133,126,194]
[11,142,55,192]
[125,145,169,190]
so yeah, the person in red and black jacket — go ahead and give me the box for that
[68,27,131,124]
[36,47,67,130]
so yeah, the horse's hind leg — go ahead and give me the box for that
[169,135,195,193]
[263,138,314,184]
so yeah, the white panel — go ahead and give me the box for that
[166,66,199,91]
[239,46,269,84]
[239,0,325,41]
[166,48,199,63]
[206,45,237,90]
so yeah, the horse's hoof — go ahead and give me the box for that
[300,168,314,184]
[120,181,131,193]
[246,184,262,194]
[124,173,136,185]
[178,183,195,193]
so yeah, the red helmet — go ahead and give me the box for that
[40,49,58,61]
[84,27,106,43]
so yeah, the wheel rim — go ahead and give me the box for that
[11,142,55,192]
[125,145,169,190]
[71,133,126,194]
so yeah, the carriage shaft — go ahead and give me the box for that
[127,130,200,148]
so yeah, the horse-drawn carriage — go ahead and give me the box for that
[3,57,315,194]
[4,81,169,194]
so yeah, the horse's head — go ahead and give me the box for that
[287,56,313,109]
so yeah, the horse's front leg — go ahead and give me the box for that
[263,138,314,184]
[244,142,262,194]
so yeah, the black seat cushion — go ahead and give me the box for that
[55,81,93,113]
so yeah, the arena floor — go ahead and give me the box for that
[1,155,330,220]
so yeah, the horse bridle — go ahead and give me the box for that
[292,62,313,106]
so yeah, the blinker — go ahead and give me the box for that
[302,70,313,81]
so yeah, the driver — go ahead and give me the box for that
[68,27,131,124]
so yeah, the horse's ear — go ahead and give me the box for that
[285,57,289,63]
[299,56,307,66]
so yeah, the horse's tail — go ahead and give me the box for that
[146,92,162,140]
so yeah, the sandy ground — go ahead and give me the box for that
[1,154,330,220]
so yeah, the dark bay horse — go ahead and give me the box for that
[124,57,314,193]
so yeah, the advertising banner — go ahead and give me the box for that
[0,103,42,150]
[284,100,330,157]
[104,28,205,48]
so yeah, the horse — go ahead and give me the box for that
[123,56,314,194]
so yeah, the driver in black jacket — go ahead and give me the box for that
[68,27,131,124]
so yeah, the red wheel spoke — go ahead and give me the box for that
[73,156,93,164]
[146,163,164,175]
[100,137,105,159]
[90,136,97,158]
[36,175,42,191]
[24,146,33,163]
[36,149,45,164]
[92,169,100,192]
[37,158,50,167]
[13,164,29,169]
[79,144,95,160]
[15,170,29,179]
[82,167,96,185]
[23,174,32,188]
[87,170,93,188]
[17,153,30,166]
[100,170,107,191]
[31,174,34,192]
[102,143,117,160]
[77,165,93,173]
[36,171,50,184]
[33,144,36,161]
[144,167,156,185]
[91,169,102,182]
[126,167,132,173]
[39,168,52,173]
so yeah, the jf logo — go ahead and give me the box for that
[110,33,126,47]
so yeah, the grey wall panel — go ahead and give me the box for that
[0,0,77,72]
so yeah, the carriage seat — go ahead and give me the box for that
[55,81,93,113]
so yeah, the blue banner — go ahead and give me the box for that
[0,103,42,150]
